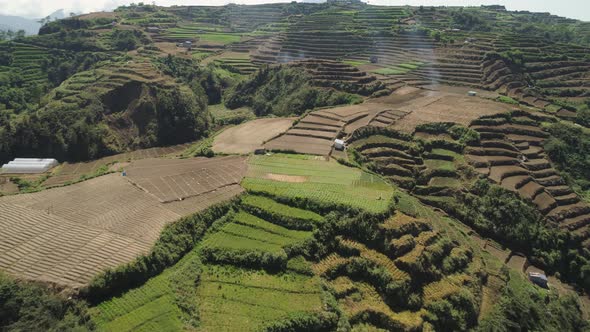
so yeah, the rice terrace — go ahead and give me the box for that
[0,1,590,331]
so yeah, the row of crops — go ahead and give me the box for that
[0,42,50,85]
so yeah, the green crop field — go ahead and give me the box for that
[242,194,324,224]
[201,209,312,257]
[197,265,324,331]
[200,33,242,44]
[242,154,394,213]
[90,252,202,331]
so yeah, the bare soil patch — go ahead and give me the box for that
[153,42,193,58]
[77,12,117,20]
[213,118,295,154]
[264,173,308,183]
[392,93,512,133]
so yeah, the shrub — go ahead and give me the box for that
[0,273,94,331]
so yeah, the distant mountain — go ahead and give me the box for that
[0,9,68,36]
[0,15,41,35]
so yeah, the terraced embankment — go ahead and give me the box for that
[91,151,489,331]
[466,111,590,246]
[265,102,410,156]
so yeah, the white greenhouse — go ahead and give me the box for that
[1,158,58,174]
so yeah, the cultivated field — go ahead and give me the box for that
[242,153,394,213]
[124,155,247,202]
[466,111,590,246]
[0,156,248,287]
[390,90,513,133]
[41,143,190,188]
[264,103,405,155]
[212,118,294,154]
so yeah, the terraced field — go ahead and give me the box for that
[0,155,247,287]
[315,210,483,331]
[212,117,294,154]
[242,153,394,213]
[124,155,247,202]
[91,194,328,331]
[0,42,51,86]
[264,101,409,155]
[466,111,590,246]
[40,143,190,188]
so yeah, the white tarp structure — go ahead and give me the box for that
[1,158,58,174]
[334,139,345,151]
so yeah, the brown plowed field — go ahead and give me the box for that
[212,118,294,154]
[0,174,173,287]
[41,143,190,187]
[392,93,511,133]
[124,156,247,203]
[265,135,333,155]
[162,184,244,215]
[0,156,247,287]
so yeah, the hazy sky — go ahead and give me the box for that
[1,0,588,21]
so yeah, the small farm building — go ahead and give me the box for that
[177,41,192,48]
[1,158,58,174]
[467,91,477,96]
[334,139,345,151]
[146,26,161,33]
[528,272,548,288]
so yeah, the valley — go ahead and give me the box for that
[0,2,590,331]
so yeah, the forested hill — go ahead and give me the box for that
[0,2,589,164]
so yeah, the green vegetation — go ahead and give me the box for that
[199,33,241,44]
[208,103,255,125]
[478,270,587,331]
[225,65,362,116]
[544,121,590,199]
[242,194,324,230]
[84,200,236,302]
[1,3,590,331]
[196,265,326,331]
[496,95,519,105]
[0,272,94,331]
[242,154,394,213]
[370,62,423,76]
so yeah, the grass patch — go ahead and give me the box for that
[241,194,324,225]
[370,62,423,76]
[496,95,519,105]
[209,103,255,125]
[199,33,242,45]
[343,60,369,67]
[424,159,456,172]
[429,177,461,187]
[242,154,394,213]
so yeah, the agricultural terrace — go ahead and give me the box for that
[92,194,327,331]
[212,117,295,154]
[387,90,513,133]
[0,156,247,287]
[242,154,394,213]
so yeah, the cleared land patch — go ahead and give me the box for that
[124,156,247,202]
[212,118,295,154]
[0,156,248,287]
[392,92,512,133]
